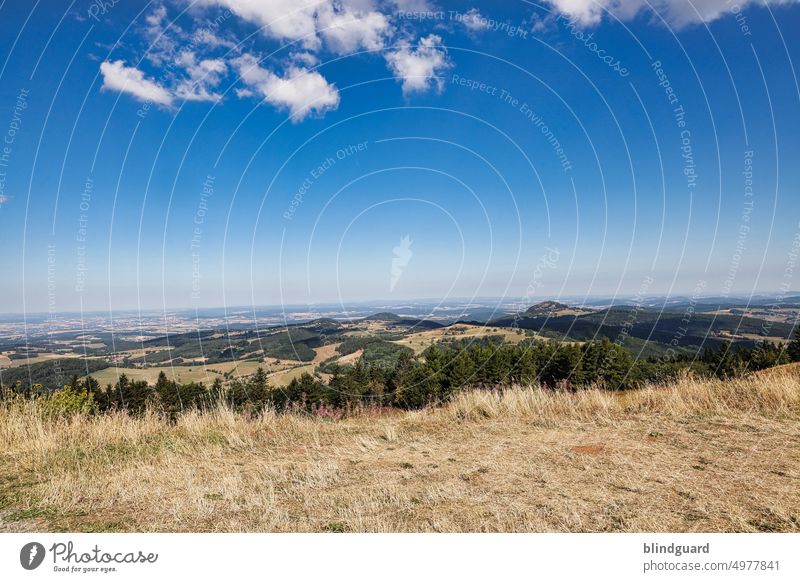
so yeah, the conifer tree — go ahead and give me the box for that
[788,327,800,362]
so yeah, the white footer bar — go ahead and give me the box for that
[1,533,797,581]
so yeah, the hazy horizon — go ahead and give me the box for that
[3,290,799,319]
[1,1,799,313]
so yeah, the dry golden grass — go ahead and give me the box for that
[392,324,528,354]
[2,353,84,368]
[1,370,799,533]
[86,343,345,388]
[311,342,342,363]
[266,364,317,386]
[84,359,268,386]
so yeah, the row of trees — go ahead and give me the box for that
[5,333,799,416]
[282,336,795,410]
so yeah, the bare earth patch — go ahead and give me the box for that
[571,443,606,455]
[336,349,364,365]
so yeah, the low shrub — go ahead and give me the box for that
[40,386,97,419]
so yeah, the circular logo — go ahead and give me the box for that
[20,542,46,570]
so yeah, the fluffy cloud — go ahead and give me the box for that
[100,2,459,117]
[233,53,340,121]
[385,34,451,95]
[100,54,227,106]
[196,0,322,48]
[316,3,391,54]
[100,60,173,106]
[173,51,227,102]
[198,0,391,53]
[545,0,799,28]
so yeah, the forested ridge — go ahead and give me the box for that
[6,331,799,417]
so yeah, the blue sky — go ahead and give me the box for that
[0,0,799,313]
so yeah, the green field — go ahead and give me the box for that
[85,359,268,386]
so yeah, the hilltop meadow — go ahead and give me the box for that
[1,362,799,533]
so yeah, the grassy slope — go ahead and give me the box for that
[1,369,799,533]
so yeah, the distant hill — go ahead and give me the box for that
[524,300,569,314]
[523,301,591,316]
[296,318,343,334]
[362,312,403,322]
[487,303,795,355]
[489,301,591,327]
[361,312,443,329]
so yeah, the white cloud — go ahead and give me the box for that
[388,0,433,11]
[385,34,451,95]
[197,0,393,53]
[317,3,391,54]
[143,4,182,67]
[545,0,800,28]
[137,5,237,103]
[460,8,491,32]
[196,0,322,48]
[545,0,605,26]
[290,51,320,66]
[660,0,799,27]
[100,60,173,106]
[146,4,168,28]
[233,53,340,121]
[173,51,227,102]
[192,27,237,49]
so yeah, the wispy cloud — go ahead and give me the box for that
[173,51,227,102]
[317,2,392,54]
[544,0,800,28]
[99,60,173,105]
[460,8,491,32]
